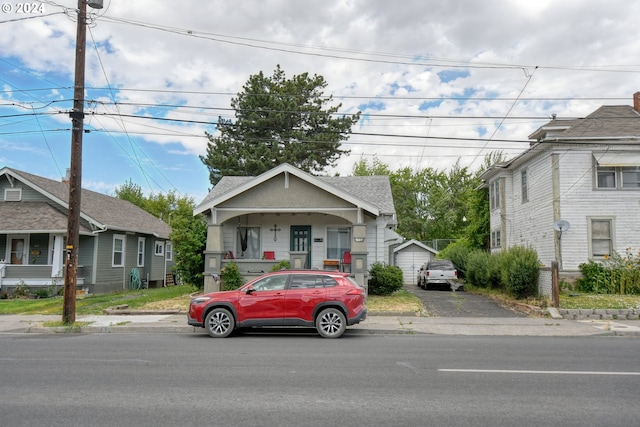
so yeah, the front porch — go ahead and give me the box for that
[0,263,86,291]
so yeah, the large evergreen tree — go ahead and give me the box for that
[201,65,361,186]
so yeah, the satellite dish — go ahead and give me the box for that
[553,220,570,232]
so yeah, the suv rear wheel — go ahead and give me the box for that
[204,307,235,338]
[316,307,346,338]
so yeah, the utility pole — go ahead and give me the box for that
[62,0,103,325]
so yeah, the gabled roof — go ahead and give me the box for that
[481,104,640,186]
[0,167,171,238]
[393,239,437,254]
[529,105,640,141]
[194,163,396,218]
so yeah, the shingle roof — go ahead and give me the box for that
[1,168,171,238]
[530,105,640,141]
[196,166,396,216]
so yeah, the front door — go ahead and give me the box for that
[290,226,311,269]
[10,238,26,265]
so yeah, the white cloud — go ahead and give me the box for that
[0,0,639,197]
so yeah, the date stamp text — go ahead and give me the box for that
[2,2,45,14]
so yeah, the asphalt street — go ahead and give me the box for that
[1,333,638,427]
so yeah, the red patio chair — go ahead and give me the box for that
[341,251,352,273]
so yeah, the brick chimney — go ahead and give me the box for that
[635,91,640,113]
[62,168,70,184]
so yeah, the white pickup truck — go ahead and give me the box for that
[418,260,459,290]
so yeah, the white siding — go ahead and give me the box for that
[395,248,432,286]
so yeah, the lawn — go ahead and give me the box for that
[0,286,423,316]
[0,285,197,315]
[2,285,639,316]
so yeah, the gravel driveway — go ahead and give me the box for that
[405,283,526,318]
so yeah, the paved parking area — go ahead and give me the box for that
[405,284,526,318]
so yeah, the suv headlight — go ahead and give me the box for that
[191,296,212,304]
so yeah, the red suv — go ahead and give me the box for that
[188,270,367,338]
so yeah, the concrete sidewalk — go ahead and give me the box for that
[1,312,639,336]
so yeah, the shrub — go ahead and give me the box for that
[500,246,540,299]
[270,260,291,271]
[12,282,30,298]
[34,288,50,299]
[466,250,502,290]
[368,262,403,296]
[576,261,605,293]
[578,249,640,295]
[437,240,472,279]
[220,262,244,291]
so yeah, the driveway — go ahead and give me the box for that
[405,283,526,318]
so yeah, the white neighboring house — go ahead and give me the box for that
[479,92,640,283]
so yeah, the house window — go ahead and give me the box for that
[491,230,501,249]
[155,241,164,256]
[236,227,260,259]
[590,218,613,258]
[489,179,500,210]
[521,170,528,203]
[113,234,125,267]
[137,237,145,267]
[621,167,640,188]
[326,227,351,259]
[596,166,616,189]
[166,242,173,261]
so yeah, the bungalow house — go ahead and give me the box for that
[0,167,174,294]
[479,92,640,291]
[193,163,400,292]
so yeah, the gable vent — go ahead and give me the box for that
[4,188,22,202]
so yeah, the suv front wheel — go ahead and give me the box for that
[316,307,347,338]
[204,307,235,338]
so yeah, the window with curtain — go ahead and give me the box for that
[236,227,260,259]
[326,227,351,259]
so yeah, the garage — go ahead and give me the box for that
[393,240,438,286]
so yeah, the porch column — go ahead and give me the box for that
[203,223,223,293]
[351,224,368,292]
[51,235,64,278]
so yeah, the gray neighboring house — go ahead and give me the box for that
[194,163,401,292]
[479,92,640,292]
[0,167,174,294]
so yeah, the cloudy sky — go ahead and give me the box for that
[1,0,639,203]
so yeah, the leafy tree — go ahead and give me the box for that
[201,65,361,186]
[114,179,147,210]
[353,156,392,176]
[113,182,206,288]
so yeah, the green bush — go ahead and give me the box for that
[577,249,640,295]
[270,260,291,271]
[368,262,403,296]
[221,262,244,291]
[466,249,502,290]
[576,261,605,293]
[437,240,472,279]
[500,246,540,299]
